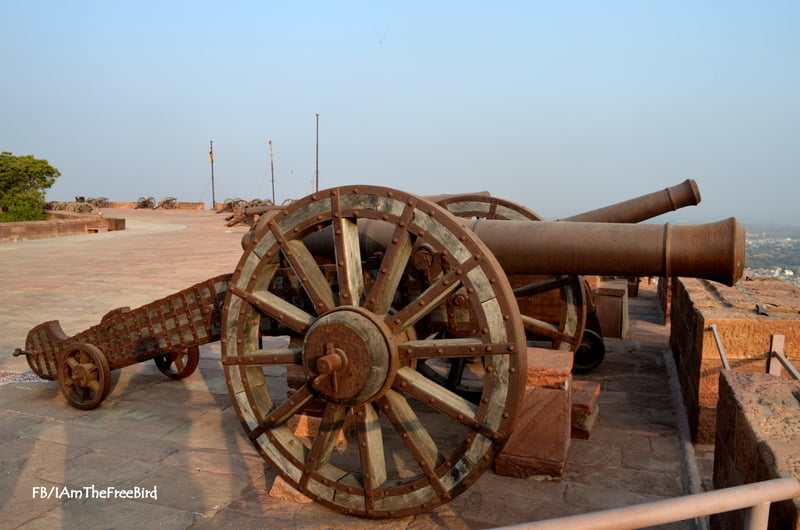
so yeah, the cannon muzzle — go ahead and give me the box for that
[559,179,701,223]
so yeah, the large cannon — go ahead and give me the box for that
[428,179,702,373]
[15,183,743,518]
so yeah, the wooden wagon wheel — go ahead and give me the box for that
[154,345,200,379]
[435,193,587,357]
[58,342,111,410]
[435,194,543,222]
[221,185,526,517]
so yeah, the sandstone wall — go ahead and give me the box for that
[670,277,800,443]
[711,370,800,530]
[0,212,125,242]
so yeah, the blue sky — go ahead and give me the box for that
[1,1,798,224]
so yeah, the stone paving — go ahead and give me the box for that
[0,209,702,529]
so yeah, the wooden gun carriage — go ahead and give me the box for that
[15,182,742,518]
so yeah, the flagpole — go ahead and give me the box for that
[269,140,276,204]
[315,113,319,193]
[209,140,216,210]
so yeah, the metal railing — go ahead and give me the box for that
[707,324,731,369]
[506,477,800,530]
[767,334,800,380]
[706,328,798,380]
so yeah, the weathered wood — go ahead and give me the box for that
[363,228,413,314]
[355,403,387,512]
[221,185,526,517]
[331,204,365,306]
[228,283,314,334]
[379,389,446,498]
[222,348,303,366]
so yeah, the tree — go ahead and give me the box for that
[0,152,61,222]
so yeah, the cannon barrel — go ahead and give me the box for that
[467,217,744,285]
[345,216,744,286]
[558,178,701,223]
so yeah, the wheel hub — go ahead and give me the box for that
[303,308,396,404]
[71,363,92,386]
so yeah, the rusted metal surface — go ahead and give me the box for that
[559,178,701,223]
[432,180,704,371]
[16,274,230,407]
[14,183,745,519]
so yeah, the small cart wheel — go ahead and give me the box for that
[58,343,111,410]
[154,346,200,379]
[572,329,605,373]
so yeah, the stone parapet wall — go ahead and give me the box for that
[711,370,800,530]
[670,277,800,443]
[657,276,671,325]
[0,212,125,242]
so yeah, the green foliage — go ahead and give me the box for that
[0,152,60,222]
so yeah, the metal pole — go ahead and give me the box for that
[209,140,216,210]
[315,113,319,193]
[269,140,275,204]
[510,477,800,530]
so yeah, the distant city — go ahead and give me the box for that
[744,224,800,289]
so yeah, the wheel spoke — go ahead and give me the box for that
[248,385,314,440]
[270,222,335,314]
[65,356,79,369]
[332,215,364,306]
[393,367,498,440]
[222,348,303,366]
[299,403,348,488]
[363,229,413,314]
[521,314,578,345]
[398,338,517,360]
[228,283,314,334]
[378,389,450,500]
[385,269,463,332]
[353,403,387,512]
[174,354,185,371]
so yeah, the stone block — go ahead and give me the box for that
[711,370,800,530]
[497,349,573,479]
[571,380,601,440]
[525,347,573,389]
[670,277,800,443]
[495,385,572,479]
[595,280,629,339]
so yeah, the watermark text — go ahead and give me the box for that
[32,485,158,500]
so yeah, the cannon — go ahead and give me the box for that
[136,196,156,209]
[15,275,229,409]
[241,179,701,375]
[14,183,743,518]
[427,179,701,373]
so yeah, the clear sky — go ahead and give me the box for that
[1,1,798,224]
